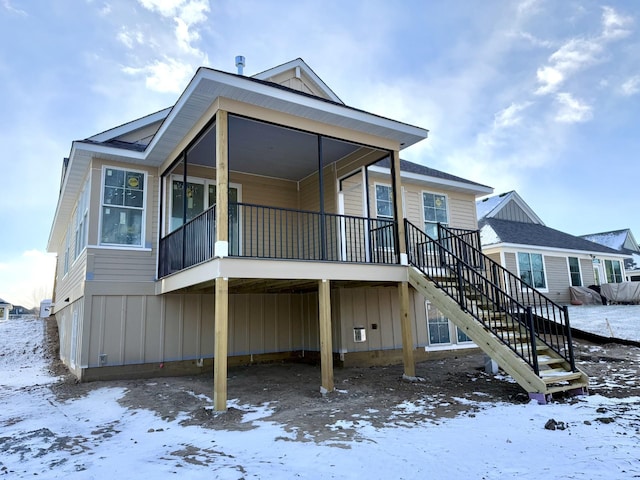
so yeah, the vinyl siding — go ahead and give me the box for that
[494,202,535,223]
[544,255,571,304]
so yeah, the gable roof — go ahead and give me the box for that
[48,59,429,251]
[372,158,493,195]
[0,298,12,306]
[252,58,343,104]
[479,217,623,255]
[476,191,544,225]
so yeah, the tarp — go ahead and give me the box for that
[600,282,640,304]
[569,286,604,305]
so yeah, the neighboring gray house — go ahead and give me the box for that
[580,229,640,282]
[477,191,628,304]
[0,298,11,321]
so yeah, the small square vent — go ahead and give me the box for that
[353,327,366,343]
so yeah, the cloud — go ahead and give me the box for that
[116,0,210,93]
[1,0,26,16]
[493,102,533,129]
[535,6,633,95]
[554,92,593,123]
[122,57,195,94]
[620,76,640,96]
[601,6,633,40]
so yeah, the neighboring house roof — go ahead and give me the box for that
[479,217,623,255]
[476,191,545,225]
[580,229,639,253]
[580,228,640,272]
[0,298,11,306]
[372,158,493,195]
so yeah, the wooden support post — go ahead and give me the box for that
[399,281,416,378]
[318,279,334,393]
[213,110,230,412]
[215,110,229,256]
[213,276,229,411]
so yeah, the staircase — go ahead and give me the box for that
[404,220,588,403]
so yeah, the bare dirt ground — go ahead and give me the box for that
[44,319,640,443]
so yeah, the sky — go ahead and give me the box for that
[1,0,640,307]
[2,315,640,478]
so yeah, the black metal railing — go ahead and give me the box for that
[405,220,576,374]
[158,203,398,277]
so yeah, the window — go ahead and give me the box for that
[74,179,90,259]
[375,184,393,219]
[63,225,71,275]
[423,192,448,239]
[517,252,546,289]
[605,259,623,283]
[428,315,451,345]
[568,257,582,287]
[100,167,145,247]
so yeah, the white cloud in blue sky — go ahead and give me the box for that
[1,0,639,305]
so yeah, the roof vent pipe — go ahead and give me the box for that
[235,55,245,75]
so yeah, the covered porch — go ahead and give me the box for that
[155,94,424,410]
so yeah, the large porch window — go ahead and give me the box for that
[605,259,623,283]
[517,252,546,289]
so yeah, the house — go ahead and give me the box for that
[477,191,629,304]
[47,58,587,409]
[9,304,34,317]
[580,229,640,282]
[0,298,11,321]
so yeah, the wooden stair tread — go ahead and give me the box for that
[540,371,584,384]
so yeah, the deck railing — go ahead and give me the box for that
[158,203,398,277]
[405,220,576,374]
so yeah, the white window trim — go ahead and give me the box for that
[422,190,450,237]
[567,256,583,287]
[74,176,90,261]
[99,165,147,249]
[515,251,549,292]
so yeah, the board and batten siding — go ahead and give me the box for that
[337,286,428,353]
[493,202,535,223]
[83,291,326,369]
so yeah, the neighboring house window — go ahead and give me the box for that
[423,192,448,239]
[101,167,145,247]
[517,252,546,289]
[605,260,623,283]
[568,257,582,287]
[74,179,90,259]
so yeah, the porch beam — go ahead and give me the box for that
[318,279,334,393]
[391,150,407,263]
[213,276,229,411]
[399,281,416,378]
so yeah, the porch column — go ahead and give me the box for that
[391,150,408,264]
[213,109,229,411]
[399,281,416,378]
[318,279,334,393]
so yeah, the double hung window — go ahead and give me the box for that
[101,167,145,247]
[517,252,546,289]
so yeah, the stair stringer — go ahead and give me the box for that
[408,268,548,394]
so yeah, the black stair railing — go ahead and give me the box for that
[405,220,576,374]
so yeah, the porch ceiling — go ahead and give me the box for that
[181,278,399,294]
[185,115,386,182]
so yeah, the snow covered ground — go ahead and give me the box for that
[569,304,640,342]
[1,315,639,479]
